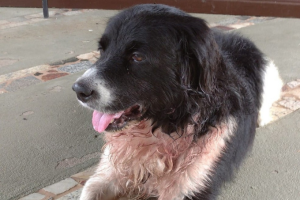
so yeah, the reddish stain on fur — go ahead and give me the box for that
[102,119,235,199]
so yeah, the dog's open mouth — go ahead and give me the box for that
[92,104,142,133]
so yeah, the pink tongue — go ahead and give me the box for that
[92,110,124,133]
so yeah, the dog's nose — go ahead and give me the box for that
[72,82,94,102]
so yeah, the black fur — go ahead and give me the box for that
[96,4,264,136]
[74,4,266,199]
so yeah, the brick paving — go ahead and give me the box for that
[1,9,297,200]
[0,51,99,94]
[18,167,94,200]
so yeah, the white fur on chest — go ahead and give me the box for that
[97,118,236,200]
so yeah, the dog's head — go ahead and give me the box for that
[73,4,221,134]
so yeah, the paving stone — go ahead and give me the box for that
[270,104,293,121]
[43,178,78,195]
[58,61,92,74]
[269,80,300,123]
[248,17,276,24]
[291,88,300,99]
[89,57,98,64]
[287,79,300,88]
[216,17,240,26]
[228,22,254,29]
[71,165,97,184]
[0,65,49,83]
[278,97,300,111]
[33,72,43,76]
[77,52,95,60]
[57,188,83,200]
[19,193,45,200]
[47,70,58,73]
[24,65,50,74]
[213,26,235,31]
[5,76,41,92]
[41,72,69,81]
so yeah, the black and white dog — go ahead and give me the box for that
[72,4,282,200]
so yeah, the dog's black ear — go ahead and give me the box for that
[177,16,221,95]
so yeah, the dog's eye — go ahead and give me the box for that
[98,45,104,52]
[131,53,144,62]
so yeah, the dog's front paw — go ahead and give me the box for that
[79,190,98,200]
[80,183,118,200]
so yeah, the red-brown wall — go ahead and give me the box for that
[1,0,300,18]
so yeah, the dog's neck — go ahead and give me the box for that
[100,118,234,198]
[103,120,195,158]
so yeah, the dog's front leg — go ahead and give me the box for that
[80,174,122,200]
[80,148,122,200]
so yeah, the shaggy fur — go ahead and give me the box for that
[72,4,282,200]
